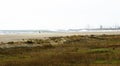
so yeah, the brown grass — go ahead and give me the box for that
[0,35,120,66]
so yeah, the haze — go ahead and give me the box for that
[0,0,120,30]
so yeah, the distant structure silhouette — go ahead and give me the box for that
[100,25,103,30]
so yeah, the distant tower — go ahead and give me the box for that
[86,24,90,30]
[100,25,103,30]
[114,24,119,30]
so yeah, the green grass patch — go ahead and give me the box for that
[89,48,112,53]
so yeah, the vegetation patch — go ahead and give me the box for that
[89,48,111,53]
[0,35,120,66]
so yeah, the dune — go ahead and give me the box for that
[0,31,120,42]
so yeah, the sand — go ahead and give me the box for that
[0,31,120,42]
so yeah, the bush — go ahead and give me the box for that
[25,40,34,44]
[7,41,14,44]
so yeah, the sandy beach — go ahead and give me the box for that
[0,31,120,42]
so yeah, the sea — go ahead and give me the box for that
[0,30,53,34]
[0,30,119,35]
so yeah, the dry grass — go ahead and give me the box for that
[0,35,120,66]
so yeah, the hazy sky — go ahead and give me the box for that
[0,0,120,30]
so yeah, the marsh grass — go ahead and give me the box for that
[0,35,120,66]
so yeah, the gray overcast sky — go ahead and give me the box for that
[0,0,120,30]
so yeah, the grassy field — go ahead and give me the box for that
[0,35,120,66]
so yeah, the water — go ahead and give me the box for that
[0,30,53,34]
[0,30,119,35]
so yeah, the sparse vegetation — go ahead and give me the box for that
[0,35,120,66]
